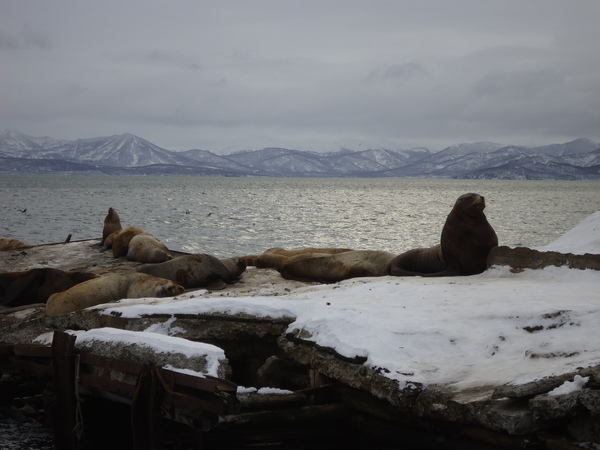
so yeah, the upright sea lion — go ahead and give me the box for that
[102,207,122,245]
[0,268,98,307]
[111,226,145,257]
[46,273,184,316]
[389,193,498,276]
[277,249,396,283]
[138,254,247,290]
[126,234,172,263]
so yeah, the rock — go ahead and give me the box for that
[529,392,580,421]
[489,246,600,271]
[579,389,600,414]
[484,399,536,435]
[493,373,578,399]
[278,330,421,411]
[580,365,600,384]
[73,328,229,380]
[568,412,600,443]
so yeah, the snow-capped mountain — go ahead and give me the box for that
[61,133,188,167]
[1,130,599,179]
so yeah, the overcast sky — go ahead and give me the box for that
[2,1,599,153]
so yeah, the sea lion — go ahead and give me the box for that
[389,193,498,276]
[102,207,122,245]
[387,245,446,276]
[0,268,98,307]
[0,238,29,251]
[126,234,172,263]
[219,257,248,282]
[104,231,117,249]
[111,226,145,257]
[256,247,354,270]
[277,249,396,283]
[138,254,247,290]
[46,273,184,316]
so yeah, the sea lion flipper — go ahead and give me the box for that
[207,279,228,290]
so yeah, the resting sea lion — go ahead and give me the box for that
[102,207,122,245]
[0,268,98,307]
[46,273,184,316]
[389,193,498,276]
[0,238,29,251]
[111,226,145,257]
[278,249,396,283]
[219,257,248,281]
[256,247,354,270]
[126,234,172,263]
[138,254,247,289]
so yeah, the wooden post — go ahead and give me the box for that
[131,365,165,450]
[51,331,79,450]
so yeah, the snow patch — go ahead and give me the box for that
[548,375,589,396]
[536,211,600,255]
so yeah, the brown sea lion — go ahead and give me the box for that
[111,226,145,257]
[102,207,122,245]
[0,238,29,251]
[278,249,396,283]
[219,257,248,281]
[389,193,498,276]
[103,231,117,249]
[256,247,354,270]
[46,273,184,316]
[126,234,172,263]
[0,268,98,308]
[138,254,247,290]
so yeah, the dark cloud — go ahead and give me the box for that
[0,26,52,51]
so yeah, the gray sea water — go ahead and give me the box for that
[2,176,600,258]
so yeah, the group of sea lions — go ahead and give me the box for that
[102,208,173,263]
[1,207,248,315]
[1,193,498,316]
[254,193,498,282]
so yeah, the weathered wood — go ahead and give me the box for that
[50,330,78,450]
[131,364,165,450]
[238,392,307,411]
[221,403,351,427]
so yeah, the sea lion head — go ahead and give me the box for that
[220,257,247,280]
[453,193,486,217]
[156,280,184,297]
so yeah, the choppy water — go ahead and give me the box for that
[1,176,600,258]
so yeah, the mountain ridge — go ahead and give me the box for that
[1,130,599,179]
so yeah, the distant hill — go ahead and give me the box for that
[1,130,599,179]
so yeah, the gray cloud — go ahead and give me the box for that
[1,1,599,152]
[0,26,52,51]
[112,49,201,70]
